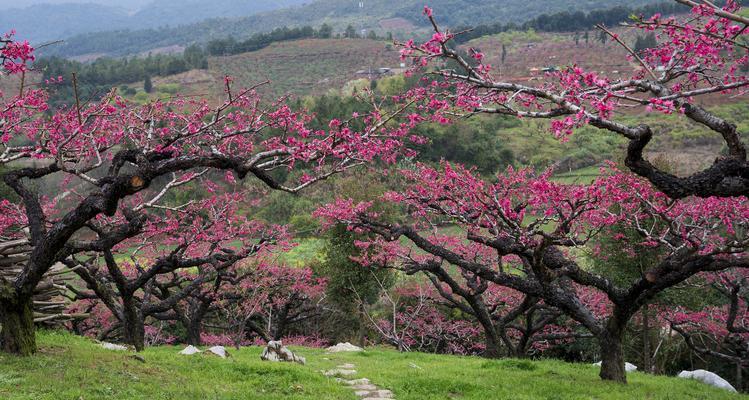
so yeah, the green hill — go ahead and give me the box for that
[1,331,743,399]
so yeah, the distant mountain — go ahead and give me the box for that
[0,0,149,11]
[41,0,666,58]
[0,3,130,42]
[0,0,310,43]
[132,0,311,28]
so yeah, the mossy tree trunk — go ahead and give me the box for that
[0,294,36,356]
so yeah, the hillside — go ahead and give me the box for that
[462,31,632,83]
[1,331,743,399]
[210,39,402,99]
[107,39,401,104]
[40,0,664,58]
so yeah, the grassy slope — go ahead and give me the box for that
[209,39,401,99]
[1,331,744,400]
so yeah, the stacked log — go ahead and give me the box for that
[0,238,86,325]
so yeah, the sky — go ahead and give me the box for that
[0,0,151,10]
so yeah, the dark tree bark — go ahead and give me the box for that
[121,297,145,351]
[175,299,211,346]
[186,318,202,346]
[642,303,652,373]
[599,316,628,383]
[483,328,502,359]
[0,294,35,356]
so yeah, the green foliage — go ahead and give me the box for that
[449,2,685,45]
[341,79,370,97]
[156,83,181,94]
[344,25,358,39]
[415,117,517,175]
[6,331,745,400]
[257,190,316,226]
[311,174,401,341]
[316,225,395,310]
[36,49,207,107]
[143,75,153,93]
[205,25,321,56]
[317,23,333,39]
[484,29,542,45]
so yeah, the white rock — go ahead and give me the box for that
[326,342,363,352]
[178,345,201,355]
[207,346,229,358]
[261,341,305,365]
[99,342,128,351]
[593,361,638,372]
[678,370,737,392]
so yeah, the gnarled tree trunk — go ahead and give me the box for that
[599,317,627,383]
[483,329,502,359]
[122,298,145,351]
[0,294,36,356]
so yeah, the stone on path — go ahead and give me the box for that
[179,345,201,355]
[356,389,393,397]
[327,363,395,399]
[260,340,306,365]
[326,342,363,352]
[337,378,370,386]
[352,384,378,390]
[324,368,357,377]
[677,370,737,392]
[207,345,230,358]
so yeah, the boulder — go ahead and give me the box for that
[677,370,737,392]
[260,341,306,365]
[207,346,230,358]
[593,361,638,372]
[326,342,363,353]
[178,345,201,355]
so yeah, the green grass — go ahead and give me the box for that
[1,331,744,400]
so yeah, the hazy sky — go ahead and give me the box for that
[0,0,151,10]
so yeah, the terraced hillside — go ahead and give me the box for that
[209,39,402,99]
